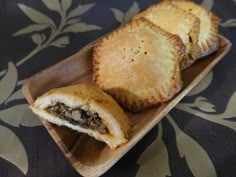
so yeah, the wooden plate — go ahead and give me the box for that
[22,35,231,177]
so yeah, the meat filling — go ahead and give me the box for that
[46,103,108,134]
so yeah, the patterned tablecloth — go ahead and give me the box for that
[0,0,236,177]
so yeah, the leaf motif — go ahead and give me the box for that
[201,0,214,10]
[187,71,213,96]
[68,3,95,18]
[125,2,140,23]
[168,115,217,177]
[234,0,236,6]
[221,92,236,119]
[18,4,55,27]
[136,139,171,177]
[0,104,42,127]
[20,105,42,127]
[20,113,42,127]
[67,18,81,25]
[42,0,61,13]
[13,24,49,36]
[220,19,236,27]
[16,80,25,86]
[31,34,45,44]
[63,23,102,33]
[194,97,216,112]
[61,0,72,12]
[50,36,70,48]
[136,124,171,177]
[5,89,24,103]
[111,8,124,23]
[176,101,236,131]
[0,125,28,174]
[0,62,17,104]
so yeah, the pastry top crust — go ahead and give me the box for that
[32,84,130,139]
[133,1,200,69]
[93,18,184,112]
[171,0,219,58]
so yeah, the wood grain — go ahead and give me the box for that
[22,35,231,177]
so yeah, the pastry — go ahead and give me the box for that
[30,84,130,150]
[93,18,184,112]
[170,0,219,58]
[133,1,200,69]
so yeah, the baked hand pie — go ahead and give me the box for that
[93,18,184,112]
[30,84,130,150]
[170,0,219,58]
[133,1,200,69]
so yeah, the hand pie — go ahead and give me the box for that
[93,18,184,112]
[170,0,219,58]
[30,84,130,150]
[133,1,200,69]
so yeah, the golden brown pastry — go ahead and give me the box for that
[30,84,130,150]
[93,18,184,112]
[170,0,219,58]
[133,1,200,69]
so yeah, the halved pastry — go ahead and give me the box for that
[133,1,200,69]
[93,18,184,112]
[30,84,130,150]
[170,0,219,58]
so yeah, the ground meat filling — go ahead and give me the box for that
[46,103,108,134]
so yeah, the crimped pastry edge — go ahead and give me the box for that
[196,7,219,58]
[93,18,184,112]
[133,1,201,70]
[169,0,219,59]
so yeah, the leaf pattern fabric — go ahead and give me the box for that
[18,4,55,27]
[50,36,70,48]
[0,62,17,104]
[13,24,49,36]
[111,2,140,24]
[0,125,28,175]
[167,115,217,177]
[136,123,171,177]
[0,0,236,176]
[63,23,102,33]
[220,19,236,27]
[67,4,95,18]
[201,0,214,10]
[42,0,62,13]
